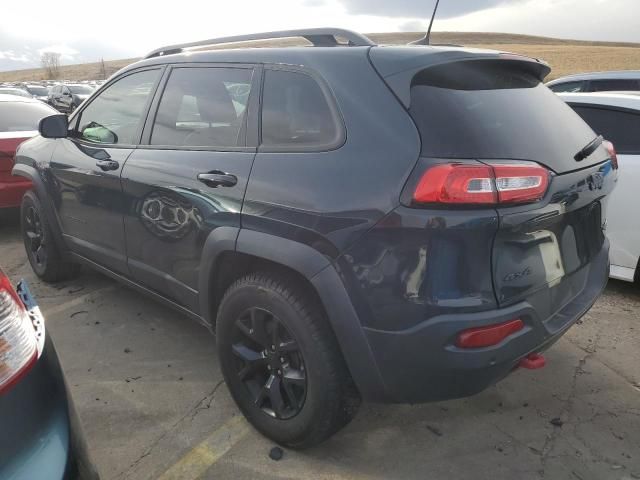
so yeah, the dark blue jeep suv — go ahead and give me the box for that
[13,29,616,448]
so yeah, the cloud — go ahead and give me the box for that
[38,44,78,61]
[323,0,529,19]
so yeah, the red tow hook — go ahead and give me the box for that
[519,353,546,370]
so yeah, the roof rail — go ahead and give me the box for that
[145,28,376,59]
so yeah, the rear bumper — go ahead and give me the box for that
[0,174,31,209]
[362,240,609,403]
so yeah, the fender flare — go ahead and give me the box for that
[199,227,389,402]
[12,164,69,255]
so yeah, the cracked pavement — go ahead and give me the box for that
[1,211,639,480]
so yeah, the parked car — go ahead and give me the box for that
[14,28,616,448]
[547,70,640,93]
[1,95,58,211]
[0,267,99,479]
[559,92,640,282]
[48,84,95,113]
[0,87,32,99]
[22,84,50,103]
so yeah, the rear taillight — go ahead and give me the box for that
[603,140,618,170]
[0,271,37,395]
[412,162,550,206]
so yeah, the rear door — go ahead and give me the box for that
[121,64,259,312]
[569,103,640,275]
[49,68,162,274]
[406,59,616,322]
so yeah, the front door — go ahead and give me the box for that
[49,68,163,274]
[121,65,258,312]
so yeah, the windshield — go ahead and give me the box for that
[0,101,54,132]
[0,88,31,98]
[27,86,49,96]
[69,85,94,95]
[409,61,597,171]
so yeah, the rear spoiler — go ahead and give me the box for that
[369,47,551,109]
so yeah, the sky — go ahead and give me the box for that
[0,0,638,71]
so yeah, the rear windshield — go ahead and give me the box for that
[0,102,53,132]
[27,86,49,96]
[409,61,596,163]
[69,85,94,95]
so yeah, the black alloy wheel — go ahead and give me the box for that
[24,205,47,269]
[232,307,307,420]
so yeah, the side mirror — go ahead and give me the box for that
[39,114,69,139]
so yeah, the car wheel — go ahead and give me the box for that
[217,272,360,449]
[21,190,79,282]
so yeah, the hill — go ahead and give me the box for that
[1,32,639,82]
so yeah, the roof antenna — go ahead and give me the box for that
[410,0,441,45]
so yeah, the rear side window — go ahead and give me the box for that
[409,61,596,163]
[261,69,340,149]
[76,69,159,145]
[0,102,54,132]
[151,67,253,148]
[549,81,584,93]
[571,106,640,154]
[588,79,640,92]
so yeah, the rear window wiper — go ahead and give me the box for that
[574,135,603,162]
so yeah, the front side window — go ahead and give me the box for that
[548,81,584,93]
[261,69,340,148]
[151,67,253,148]
[571,105,640,154]
[76,69,159,145]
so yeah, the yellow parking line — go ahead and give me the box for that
[158,415,250,480]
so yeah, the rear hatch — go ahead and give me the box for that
[372,50,616,319]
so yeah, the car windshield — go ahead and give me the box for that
[0,101,54,132]
[69,85,94,95]
[27,86,49,96]
[0,88,31,98]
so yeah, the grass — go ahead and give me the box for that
[1,32,639,82]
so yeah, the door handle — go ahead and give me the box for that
[96,159,119,171]
[197,171,237,188]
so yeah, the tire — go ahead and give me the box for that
[217,272,360,449]
[21,190,79,282]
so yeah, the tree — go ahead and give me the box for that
[41,52,61,79]
[99,57,107,80]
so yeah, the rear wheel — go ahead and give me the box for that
[21,190,79,282]
[217,272,360,449]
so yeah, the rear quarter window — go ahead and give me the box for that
[570,105,640,154]
[260,69,343,150]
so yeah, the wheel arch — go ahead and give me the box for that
[199,228,390,401]
[12,163,68,255]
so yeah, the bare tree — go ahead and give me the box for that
[41,52,61,79]
[99,57,107,80]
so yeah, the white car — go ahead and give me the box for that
[559,92,640,282]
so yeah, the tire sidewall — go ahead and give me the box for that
[217,280,333,446]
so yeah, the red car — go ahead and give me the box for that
[0,95,57,210]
